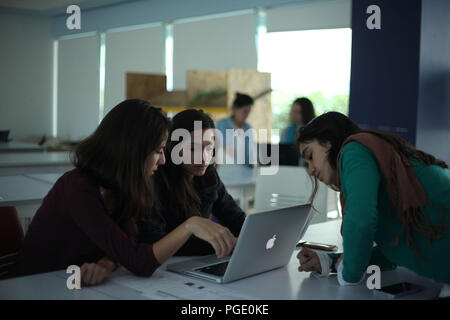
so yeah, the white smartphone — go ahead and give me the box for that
[374,282,423,299]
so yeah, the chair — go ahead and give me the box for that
[253,166,329,224]
[0,207,25,279]
[216,164,256,212]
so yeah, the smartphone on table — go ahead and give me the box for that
[296,240,338,251]
[374,282,423,299]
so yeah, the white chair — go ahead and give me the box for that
[324,187,342,219]
[216,164,256,212]
[254,166,329,224]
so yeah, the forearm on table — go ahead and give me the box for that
[321,247,394,286]
[314,252,365,285]
[317,248,395,287]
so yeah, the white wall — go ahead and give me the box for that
[0,13,53,141]
[104,25,165,115]
[173,12,257,90]
[58,35,100,141]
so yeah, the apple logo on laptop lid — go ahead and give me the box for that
[266,235,277,250]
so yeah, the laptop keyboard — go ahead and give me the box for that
[195,261,229,276]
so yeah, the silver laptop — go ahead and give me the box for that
[166,204,313,283]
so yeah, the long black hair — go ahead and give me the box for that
[297,112,360,174]
[73,99,171,235]
[293,97,316,126]
[232,93,254,109]
[297,112,447,171]
[297,111,448,254]
[165,109,218,219]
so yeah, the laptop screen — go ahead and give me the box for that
[257,143,302,166]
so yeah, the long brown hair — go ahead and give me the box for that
[73,99,170,235]
[297,112,448,253]
[293,97,316,126]
[165,109,217,219]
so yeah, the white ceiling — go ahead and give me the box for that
[0,0,131,13]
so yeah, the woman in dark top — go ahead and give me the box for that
[14,100,240,286]
[139,109,246,257]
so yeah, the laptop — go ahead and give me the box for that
[257,143,302,166]
[166,204,312,283]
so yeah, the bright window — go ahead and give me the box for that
[258,28,352,141]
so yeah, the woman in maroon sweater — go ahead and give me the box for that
[14,99,236,286]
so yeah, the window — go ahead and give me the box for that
[258,28,352,142]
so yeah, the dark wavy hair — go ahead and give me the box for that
[297,112,447,172]
[232,93,254,109]
[165,109,218,219]
[297,111,448,255]
[293,97,316,126]
[73,99,171,235]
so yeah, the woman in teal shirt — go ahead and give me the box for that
[296,112,450,292]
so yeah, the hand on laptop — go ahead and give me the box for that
[185,216,237,258]
[297,248,322,273]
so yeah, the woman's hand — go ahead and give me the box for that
[80,257,115,286]
[185,216,237,258]
[297,247,322,273]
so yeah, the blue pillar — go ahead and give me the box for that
[416,0,450,164]
[349,0,421,144]
[349,0,450,164]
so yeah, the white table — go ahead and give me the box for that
[0,271,146,300]
[24,173,63,185]
[0,175,53,207]
[0,175,55,232]
[0,152,73,175]
[0,142,44,153]
[217,164,256,212]
[0,220,443,300]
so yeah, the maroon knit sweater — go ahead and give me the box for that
[14,169,160,277]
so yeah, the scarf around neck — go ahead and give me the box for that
[336,132,446,260]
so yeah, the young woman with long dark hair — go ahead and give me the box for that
[138,109,246,258]
[295,112,450,290]
[14,100,242,286]
[280,97,316,144]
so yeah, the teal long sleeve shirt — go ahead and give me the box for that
[331,142,450,284]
